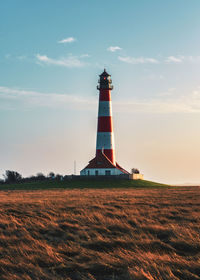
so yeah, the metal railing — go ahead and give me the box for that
[97,85,113,90]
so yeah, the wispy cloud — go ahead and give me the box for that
[80,54,90,58]
[186,55,200,63]
[118,56,159,64]
[36,54,87,67]
[143,73,164,80]
[165,55,200,64]
[17,55,27,60]
[5,54,28,61]
[0,86,95,110]
[115,87,200,114]
[165,56,184,63]
[58,37,76,44]
[1,85,200,114]
[107,46,122,52]
[119,54,200,65]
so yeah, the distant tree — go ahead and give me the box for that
[22,175,35,182]
[55,174,63,181]
[36,173,46,180]
[0,179,4,184]
[3,170,22,183]
[48,172,55,179]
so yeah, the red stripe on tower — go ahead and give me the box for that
[96,149,114,162]
[96,69,116,164]
[97,116,112,132]
[99,90,111,101]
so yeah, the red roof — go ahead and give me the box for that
[82,151,129,174]
[115,162,130,175]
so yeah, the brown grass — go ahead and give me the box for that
[0,187,199,279]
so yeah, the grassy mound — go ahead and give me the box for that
[0,178,169,190]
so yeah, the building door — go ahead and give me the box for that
[87,170,90,175]
[95,170,98,176]
[105,170,111,175]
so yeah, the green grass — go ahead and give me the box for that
[0,178,169,190]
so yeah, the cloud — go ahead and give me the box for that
[118,56,159,64]
[107,46,122,52]
[143,73,164,80]
[0,86,95,110]
[80,54,90,58]
[118,54,200,65]
[58,37,76,43]
[187,56,200,63]
[2,85,200,114]
[36,54,86,67]
[165,56,184,63]
[165,55,200,64]
[115,87,200,114]
[17,55,27,60]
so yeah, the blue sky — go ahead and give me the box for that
[1,0,200,184]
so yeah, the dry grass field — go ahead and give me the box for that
[0,187,199,280]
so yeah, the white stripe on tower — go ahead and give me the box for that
[96,132,115,150]
[98,101,112,116]
[96,69,116,164]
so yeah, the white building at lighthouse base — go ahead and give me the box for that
[80,151,129,176]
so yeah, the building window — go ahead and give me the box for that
[95,170,98,176]
[105,170,111,175]
[87,170,90,175]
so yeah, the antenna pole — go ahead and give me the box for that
[74,160,76,175]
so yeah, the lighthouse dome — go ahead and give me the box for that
[100,68,110,77]
[97,69,113,90]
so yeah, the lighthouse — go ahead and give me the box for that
[96,69,116,164]
[80,69,130,176]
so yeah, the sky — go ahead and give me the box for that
[1,0,200,184]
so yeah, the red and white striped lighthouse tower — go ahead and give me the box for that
[80,69,129,176]
[96,69,115,164]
